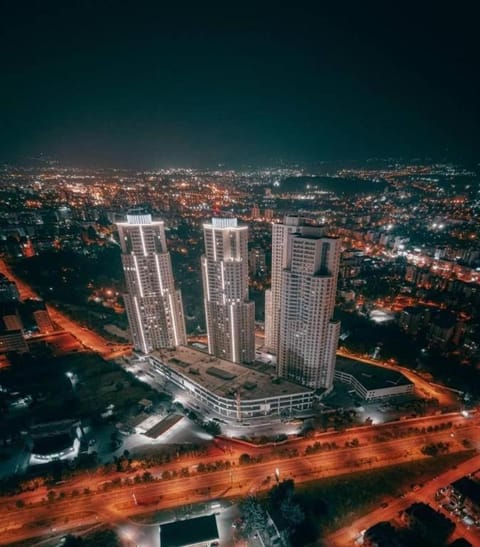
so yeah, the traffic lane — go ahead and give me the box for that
[2,426,478,544]
[1,415,476,510]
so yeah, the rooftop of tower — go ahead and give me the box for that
[151,346,313,401]
[203,217,247,230]
[116,211,164,226]
[211,217,237,228]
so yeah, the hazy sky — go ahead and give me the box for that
[1,2,479,167]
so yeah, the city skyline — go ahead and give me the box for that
[0,160,479,546]
[1,2,480,545]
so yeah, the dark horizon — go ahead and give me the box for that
[1,2,479,168]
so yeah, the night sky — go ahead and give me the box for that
[1,2,479,167]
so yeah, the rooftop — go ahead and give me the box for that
[404,502,455,535]
[160,514,219,547]
[32,433,74,455]
[451,477,480,506]
[151,346,313,401]
[335,356,413,391]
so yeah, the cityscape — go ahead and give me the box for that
[1,3,480,547]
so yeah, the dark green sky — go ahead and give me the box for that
[1,2,479,167]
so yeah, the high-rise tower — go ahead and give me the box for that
[117,212,186,353]
[265,216,323,353]
[267,216,340,391]
[201,218,255,364]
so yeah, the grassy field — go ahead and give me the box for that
[292,450,476,545]
[1,351,162,428]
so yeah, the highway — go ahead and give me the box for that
[5,410,474,507]
[0,416,479,545]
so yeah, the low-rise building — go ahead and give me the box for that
[334,357,414,401]
[0,328,29,353]
[363,521,407,547]
[160,514,219,547]
[0,275,19,303]
[28,419,81,465]
[402,502,455,545]
[149,346,314,422]
[450,477,480,515]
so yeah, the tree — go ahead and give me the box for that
[239,496,268,536]
[142,471,153,482]
[269,479,295,507]
[63,535,83,547]
[239,453,252,465]
[269,479,305,533]
[280,492,305,530]
[203,421,221,436]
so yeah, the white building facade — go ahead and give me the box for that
[117,212,186,353]
[265,216,326,353]
[276,224,341,390]
[201,218,255,364]
[149,347,314,421]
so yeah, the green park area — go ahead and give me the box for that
[296,451,475,544]
[0,352,163,441]
[240,451,475,547]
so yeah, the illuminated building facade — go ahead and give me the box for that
[149,346,314,421]
[201,218,255,364]
[265,216,327,353]
[117,212,186,353]
[275,219,341,390]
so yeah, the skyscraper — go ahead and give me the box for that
[201,218,255,364]
[117,212,186,354]
[265,216,317,353]
[267,216,340,391]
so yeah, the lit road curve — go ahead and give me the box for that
[336,347,457,407]
[0,425,479,545]
[0,258,131,359]
[327,453,480,546]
